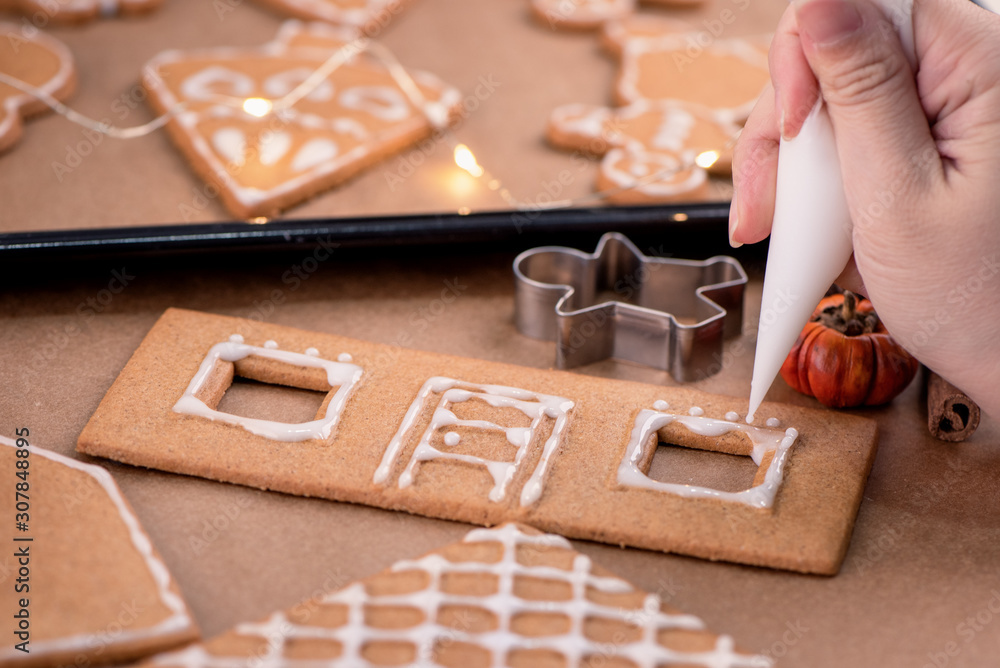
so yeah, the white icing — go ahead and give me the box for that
[617,409,798,508]
[305,347,319,356]
[443,431,460,446]
[339,85,410,121]
[211,127,247,165]
[653,400,669,411]
[374,377,574,507]
[172,338,363,442]
[266,0,399,26]
[263,67,334,102]
[765,417,781,428]
[229,334,244,343]
[651,106,696,152]
[258,131,293,166]
[0,437,193,662]
[337,353,353,362]
[551,103,609,140]
[602,147,707,198]
[688,406,705,417]
[180,65,255,102]
[725,411,740,422]
[148,524,767,668]
[291,138,339,172]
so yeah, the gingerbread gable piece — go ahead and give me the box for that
[79,308,878,575]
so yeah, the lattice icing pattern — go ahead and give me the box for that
[145,524,769,668]
[375,377,574,507]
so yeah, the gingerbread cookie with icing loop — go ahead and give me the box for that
[140,523,771,668]
[0,24,75,154]
[143,20,462,219]
[547,100,739,203]
[0,435,198,668]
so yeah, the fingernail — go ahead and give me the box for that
[795,0,863,46]
[729,192,743,248]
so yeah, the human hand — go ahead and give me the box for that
[730,0,1000,417]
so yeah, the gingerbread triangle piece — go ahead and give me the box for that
[142,523,770,667]
[143,20,461,219]
[0,24,75,154]
[0,435,198,668]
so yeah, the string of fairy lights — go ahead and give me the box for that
[0,29,733,216]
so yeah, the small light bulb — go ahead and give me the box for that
[243,97,273,118]
[695,150,720,169]
[453,144,484,178]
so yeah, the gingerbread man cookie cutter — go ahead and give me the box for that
[514,232,747,382]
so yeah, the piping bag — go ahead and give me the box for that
[744,0,915,423]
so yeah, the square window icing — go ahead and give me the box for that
[617,407,798,509]
[173,335,362,442]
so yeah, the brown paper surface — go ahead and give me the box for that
[1,247,999,666]
[0,0,773,232]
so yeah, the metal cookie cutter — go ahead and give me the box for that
[513,232,747,382]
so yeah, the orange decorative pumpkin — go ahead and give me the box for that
[779,291,919,408]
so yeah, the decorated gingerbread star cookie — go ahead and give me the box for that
[547,100,738,203]
[0,23,75,154]
[143,20,461,219]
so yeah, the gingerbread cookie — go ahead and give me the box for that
[0,0,162,23]
[143,20,461,219]
[79,308,879,574]
[610,28,771,122]
[0,434,198,668]
[531,0,701,31]
[251,0,406,30]
[548,100,738,203]
[141,523,770,668]
[0,24,75,154]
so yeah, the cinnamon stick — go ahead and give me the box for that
[927,371,981,442]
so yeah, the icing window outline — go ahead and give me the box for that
[173,337,363,442]
[374,377,574,506]
[617,407,798,509]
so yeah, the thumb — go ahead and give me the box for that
[792,0,939,203]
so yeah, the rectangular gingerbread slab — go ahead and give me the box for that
[78,308,878,574]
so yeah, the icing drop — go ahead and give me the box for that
[688,406,705,417]
[211,127,247,165]
[374,377,574,507]
[257,131,292,166]
[653,400,669,411]
[305,347,319,357]
[725,411,740,422]
[339,85,410,122]
[337,353,352,362]
[766,417,781,428]
[291,138,339,172]
[443,431,460,446]
[172,340,363,442]
[617,410,798,508]
[229,334,244,343]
